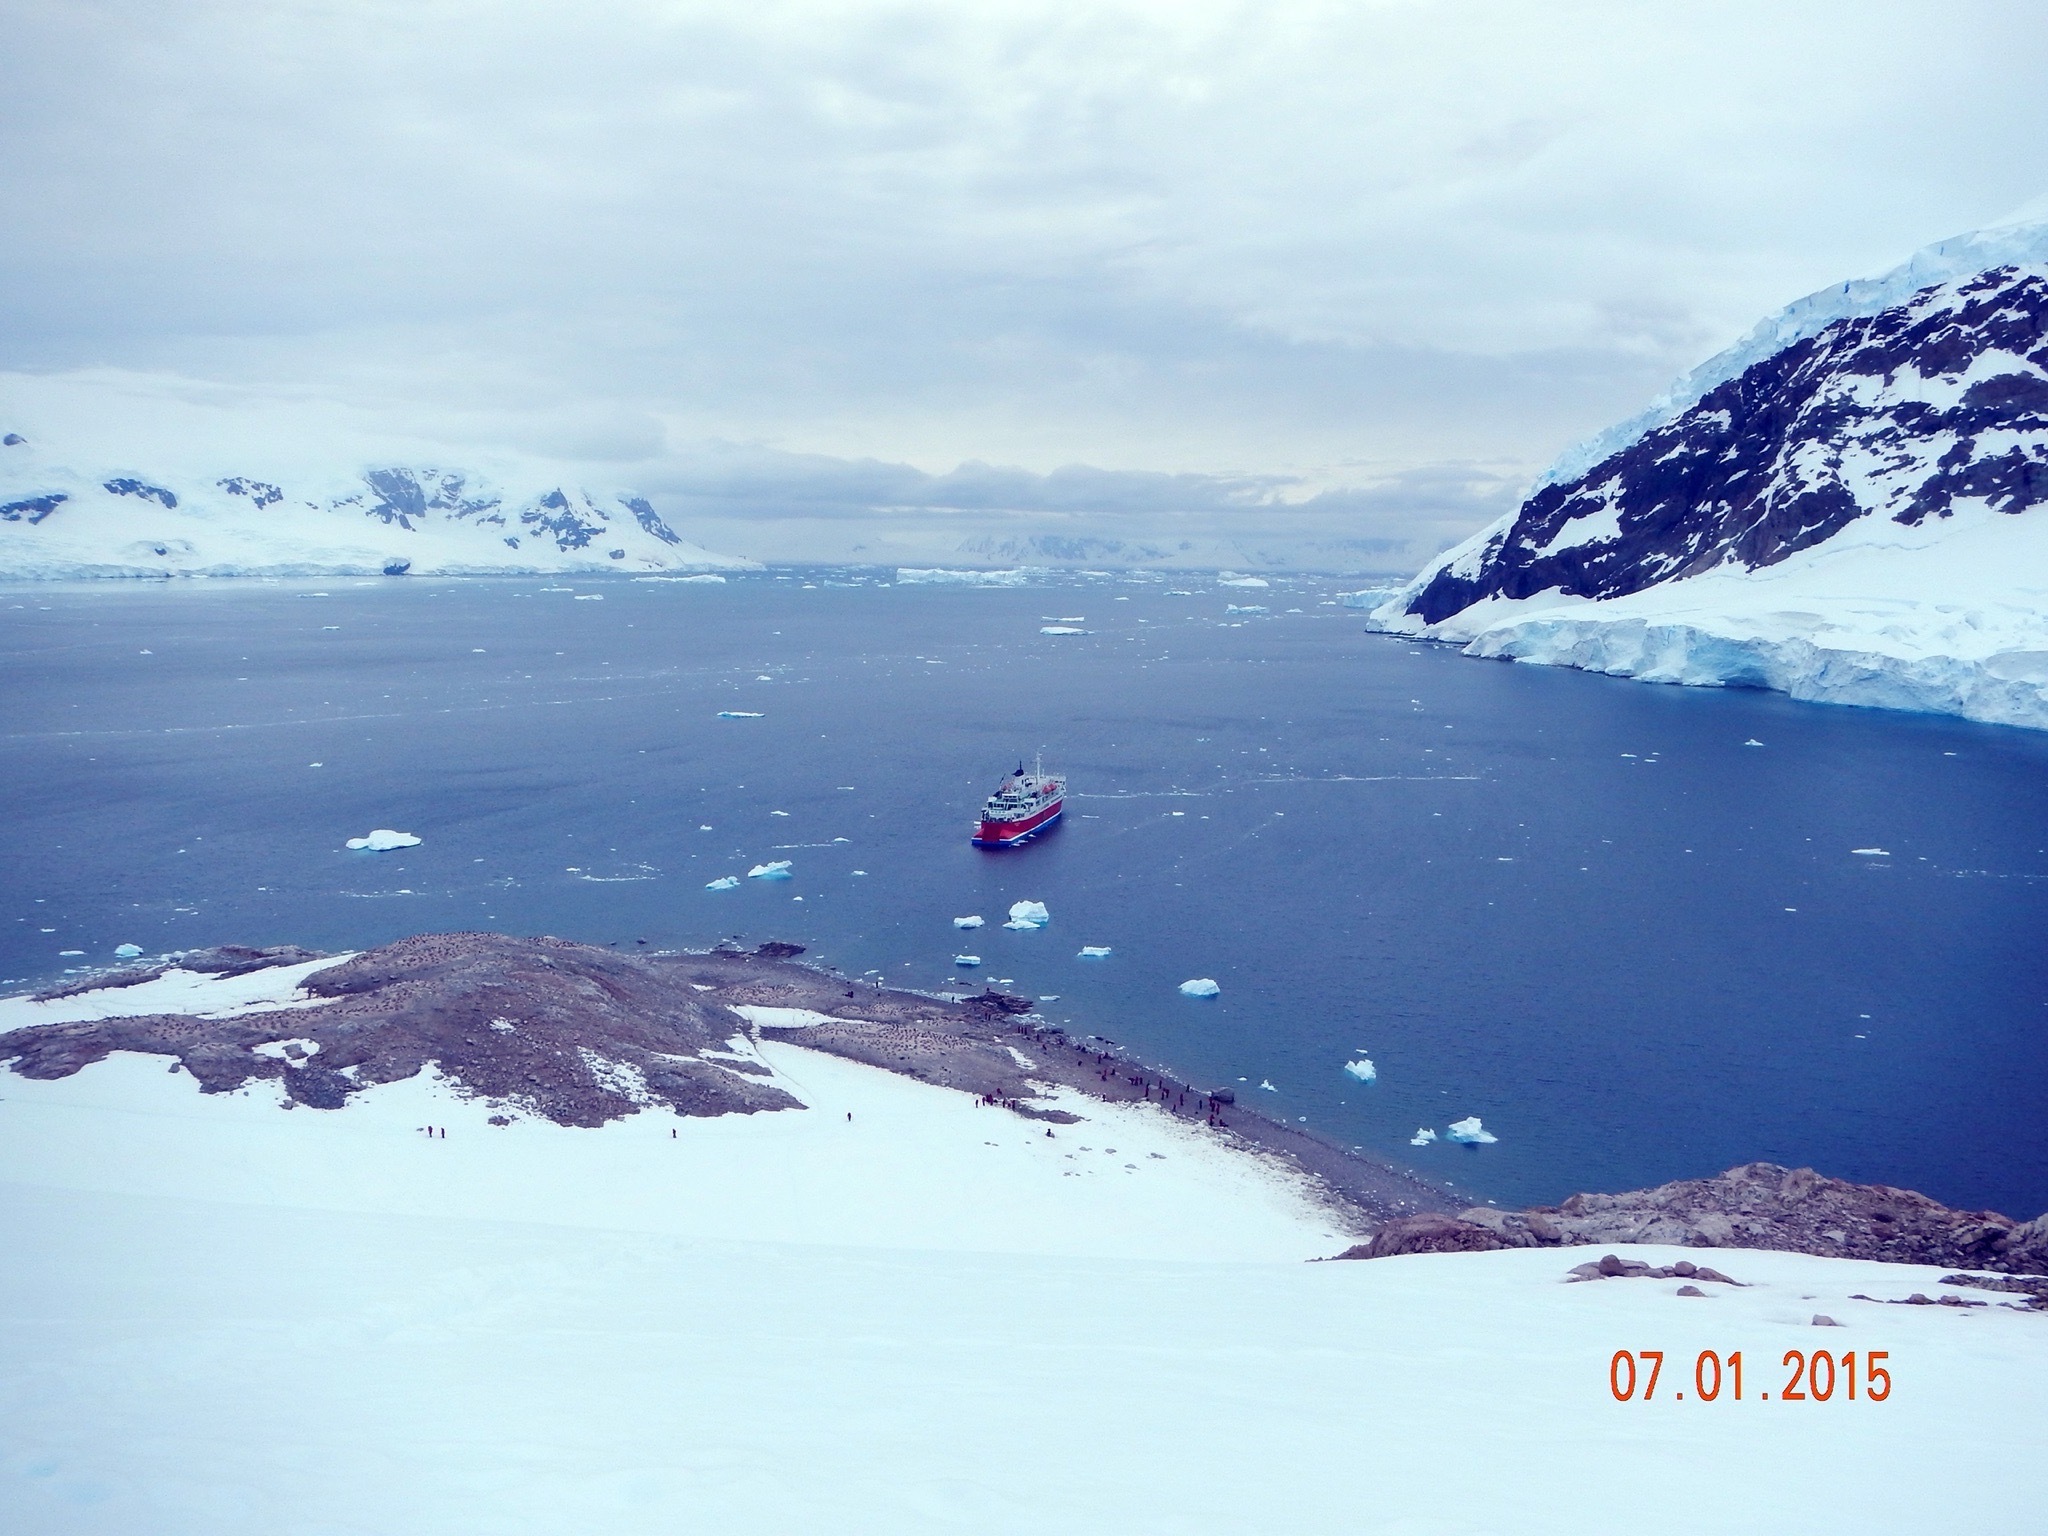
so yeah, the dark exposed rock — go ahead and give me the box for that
[753,941,806,959]
[1,492,68,524]
[965,988,1037,1018]
[2,432,24,446]
[1335,1162,2048,1275]
[1332,1213,1511,1260]
[103,477,178,509]
[218,476,283,507]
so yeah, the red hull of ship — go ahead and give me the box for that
[972,799,1064,846]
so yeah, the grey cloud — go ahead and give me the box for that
[3,1,2045,567]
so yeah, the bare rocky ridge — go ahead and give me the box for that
[1338,1162,2048,1276]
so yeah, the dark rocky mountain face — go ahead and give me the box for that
[1405,264,2048,625]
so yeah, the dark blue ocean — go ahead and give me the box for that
[4,572,2045,1217]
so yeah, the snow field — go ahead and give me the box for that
[4,1169,2041,1536]
[0,1046,1345,1263]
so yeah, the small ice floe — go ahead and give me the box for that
[1744,738,1764,747]
[60,950,84,957]
[114,943,143,959]
[1410,1127,1438,1146]
[747,861,793,880]
[706,876,742,890]
[717,711,764,719]
[1218,575,1269,588]
[954,954,982,967]
[1077,946,1112,959]
[1344,1057,1376,1083]
[770,810,790,817]
[1259,1079,1277,1092]
[1445,1116,1497,1145]
[346,829,422,852]
[1005,899,1051,930]
[954,916,985,929]
[1040,626,1089,635]
[1852,847,1890,856]
[1179,977,1221,998]
[1224,604,1268,615]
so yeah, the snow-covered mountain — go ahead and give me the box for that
[0,421,751,579]
[1372,216,2048,730]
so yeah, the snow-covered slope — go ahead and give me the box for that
[7,1034,2046,1531]
[0,378,752,579]
[1375,217,2048,730]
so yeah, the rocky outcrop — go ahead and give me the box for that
[1,932,810,1126]
[1336,1162,2048,1275]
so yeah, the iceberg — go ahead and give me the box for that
[894,568,1030,586]
[1040,626,1089,635]
[1224,604,1268,615]
[1445,1116,1498,1145]
[1219,575,1270,588]
[1004,900,1050,930]
[346,829,421,851]
[705,876,741,890]
[1851,847,1890,856]
[1343,1058,1376,1083]
[1259,1079,1277,1092]
[954,955,982,967]
[953,916,984,929]
[717,711,764,719]
[1179,978,1221,998]
[1409,1128,1438,1146]
[114,943,143,959]
[1077,946,1113,959]
[747,861,793,880]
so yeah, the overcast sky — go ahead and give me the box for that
[5,0,2045,566]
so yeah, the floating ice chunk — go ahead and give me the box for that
[1344,1057,1376,1082]
[1224,604,1268,615]
[1445,1116,1497,1144]
[114,943,143,959]
[1744,738,1765,747]
[1179,977,1221,997]
[1004,899,1050,930]
[895,567,1029,586]
[705,876,740,889]
[1410,1127,1438,1146]
[1219,575,1270,588]
[1077,946,1112,958]
[954,916,985,929]
[718,711,764,719]
[573,594,603,601]
[346,829,421,851]
[747,861,793,880]
[770,810,790,817]
[1259,1079,1277,1092]
[954,955,982,966]
[1042,616,1085,622]
[1040,625,1089,635]
[60,950,84,957]
[1851,847,1890,856]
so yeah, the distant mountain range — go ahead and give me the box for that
[0,441,751,578]
[1371,217,2048,730]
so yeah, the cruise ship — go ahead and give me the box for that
[971,759,1065,846]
